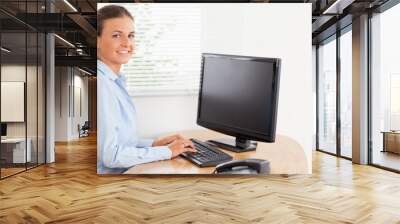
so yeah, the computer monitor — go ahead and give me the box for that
[1,123,7,138]
[197,53,281,152]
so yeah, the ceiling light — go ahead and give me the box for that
[1,47,11,53]
[63,0,78,12]
[323,0,354,15]
[54,34,75,48]
[78,67,92,76]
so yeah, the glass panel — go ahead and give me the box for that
[371,4,400,171]
[1,1,46,178]
[26,0,38,169]
[27,31,38,169]
[340,29,352,158]
[1,31,27,177]
[318,37,337,154]
[38,32,45,165]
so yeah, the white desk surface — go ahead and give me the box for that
[1,138,27,143]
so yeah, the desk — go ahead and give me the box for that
[382,131,400,154]
[1,138,31,163]
[124,130,308,174]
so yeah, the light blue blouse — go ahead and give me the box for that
[97,60,172,174]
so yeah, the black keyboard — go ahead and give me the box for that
[180,139,233,167]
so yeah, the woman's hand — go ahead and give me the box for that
[168,139,196,158]
[152,134,185,147]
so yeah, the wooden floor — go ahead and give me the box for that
[1,167,26,178]
[1,134,400,223]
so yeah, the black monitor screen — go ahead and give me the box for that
[197,53,280,142]
[1,123,7,137]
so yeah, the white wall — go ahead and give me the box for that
[55,66,69,141]
[55,67,89,141]
[312,45,317,151]
[1,65,34,138]
[72,73,89,138]
[1,65,26,140]
[1,64,46,163]
[133,4,312,172]
[134,95,203,139]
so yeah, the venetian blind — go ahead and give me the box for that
[121,4,202,96]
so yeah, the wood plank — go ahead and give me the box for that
[0,134,400,223]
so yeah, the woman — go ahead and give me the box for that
[97,5,195,174]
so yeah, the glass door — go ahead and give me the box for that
[1,30,28,178]
[317,36,337,155]
[339,28,352,159]
[0,0,46,179]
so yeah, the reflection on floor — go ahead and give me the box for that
[341,147,352,158]
[373,150,400,171]
[0,162,42,178]
[0,167,25,177]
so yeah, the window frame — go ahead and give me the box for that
[315,24,352,161]
[368,0,400,173]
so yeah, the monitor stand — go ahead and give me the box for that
[207,137,257,153]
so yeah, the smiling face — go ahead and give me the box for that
[97,16,135,75]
